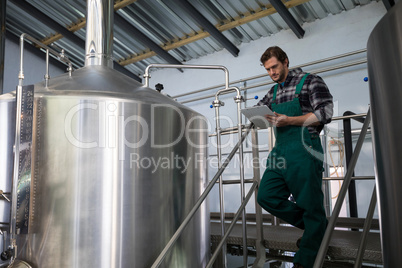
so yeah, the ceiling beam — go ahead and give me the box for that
[172,0,239,57]
[10,0,85,47]
[114,13,182,66]
[269,0,305,38]
[119,0,310,66]
[382,0,395,10]
[9,0,142,82]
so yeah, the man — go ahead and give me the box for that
[256,46,333,268]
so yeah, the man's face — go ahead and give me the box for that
[263,57,289,83]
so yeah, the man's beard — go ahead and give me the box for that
[272,71,286,83]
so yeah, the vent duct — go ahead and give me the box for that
[85,0,114,67]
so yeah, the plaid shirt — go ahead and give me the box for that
[257,68,333,134]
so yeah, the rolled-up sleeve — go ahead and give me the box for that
[308,75,333,125]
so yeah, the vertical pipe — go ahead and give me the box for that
[44,49,50,87]
[0,0,5,94]
[354,186,377,268]
[343,117,358,220]
[322,131,331,216]
[214,103,227,268]
[235,96,248,267]
[251,127,266,267]
[10,86,23,255]
[18,35,24,86]
[85,0,114,67]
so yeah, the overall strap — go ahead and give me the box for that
[272,84,279,102]
[295,73,310,97]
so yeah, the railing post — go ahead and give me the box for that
[251,127,266,268]
[343,114,358,222]
[354,186,377,268]
[212,98,227,268]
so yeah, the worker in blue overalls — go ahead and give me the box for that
[256,46,333,268]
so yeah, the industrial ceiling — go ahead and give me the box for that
[4,0,389,82]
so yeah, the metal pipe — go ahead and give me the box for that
[10,85,23,251]
[314,108,371,268]
[207,114,367,138]
[143,64,229,88]
[322,131,331,217]
[331,113,366,121]
[173,48,367,99]
[344,116,358,220]
[180,58,367,104]
[322,176,375,181]
[206,182,258,268]
[216,179,254,185]
[44,49,50,88]
[150,125,253,268]
[215,86,248,266]
[0,0,5,94]
[213,99,227,267]
[250,127,266,267]
[85,0,114,67]
[236,93,248,267]
[354,186,377,268]
[18,33,74,86]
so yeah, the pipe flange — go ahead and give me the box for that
[212,100,224,107]
[234,95,244,103]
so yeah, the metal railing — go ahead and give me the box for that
[314,108,375,267]
[18,33,73,87]
[172,49,367,104]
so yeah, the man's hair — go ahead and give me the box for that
[260,46,289,67]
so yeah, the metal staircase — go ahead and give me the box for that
[146,64,381,268]
[207,107,382,267]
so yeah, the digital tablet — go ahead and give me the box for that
[241,105,275,129]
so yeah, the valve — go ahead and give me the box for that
[0,190,10,202]
[1,248,13,261]
[155,83,164,93]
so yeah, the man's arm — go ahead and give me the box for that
[265,112,320,127]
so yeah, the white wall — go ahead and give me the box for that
[150,1,386,214]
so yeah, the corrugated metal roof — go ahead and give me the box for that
[5,0,381,78]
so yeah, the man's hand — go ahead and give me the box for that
[265,112,321,127]
[265,112,289,127]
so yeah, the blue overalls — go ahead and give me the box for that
[257,74,327,268]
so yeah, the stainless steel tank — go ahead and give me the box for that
[0,0,210,267]
[367,1,402,266]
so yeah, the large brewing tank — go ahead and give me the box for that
[0,0,210,267]
[367,1,402,266]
